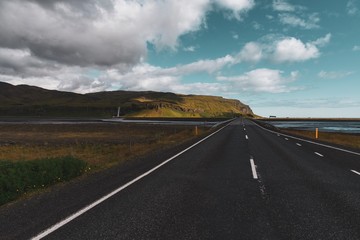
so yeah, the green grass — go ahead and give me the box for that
[0,156,87,205]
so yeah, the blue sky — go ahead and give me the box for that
[0,0,359,117]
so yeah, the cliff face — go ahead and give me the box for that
[0,82,254,118]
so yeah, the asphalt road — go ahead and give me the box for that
[1,118,360,239]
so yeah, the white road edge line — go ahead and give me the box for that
[31,122,233,240]
[315,152,324,157]
[351,170,360,176]
[296,143,302,147]
[250,158,258,179]
[251,121,360,156]
[245,135,249,140]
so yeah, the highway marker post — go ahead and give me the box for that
[315,128,319,139]
[195,126,198,136]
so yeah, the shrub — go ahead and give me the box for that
[0,156,87,205]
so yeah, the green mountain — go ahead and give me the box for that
[0,82,254,118]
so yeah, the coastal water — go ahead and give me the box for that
[267,121,360,134]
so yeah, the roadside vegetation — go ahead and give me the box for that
[0,123,209,205]
[0,157,86,205]
[283,129,360,150]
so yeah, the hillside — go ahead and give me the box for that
[0,82,254,118]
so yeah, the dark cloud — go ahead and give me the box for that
[0,0,145,67]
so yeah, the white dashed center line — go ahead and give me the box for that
[296,143,302,147]
[351,170,360,176]
[285,138,289,141]
[315,152,324,157]
[250,158,258,179]
[245,135,248,140]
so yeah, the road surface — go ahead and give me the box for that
[1,118,359,239]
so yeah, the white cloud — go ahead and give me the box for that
[236,34,331,64]
[272,0,295,12]
[0,0,255,68]
[214,0,255,20]
[252,21,262,30]
[272,35,328,62]
[237,42,263,63]
[278,13,320,29]
[0,0,257,94]
[217,68,299,93]
[347,0,359,15]
[311,33,331,47]
[237,34,330,63]
[318,70,354,79]
[353,45,360,51]
[183,46,197,52]
[102,54,236,93]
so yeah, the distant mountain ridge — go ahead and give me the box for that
[0,82,254,118]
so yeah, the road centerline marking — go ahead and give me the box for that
[250,158,258,179]
[351,170,360,176]
[296,143,302,146]
[245,135,249,140]
[285,138,289,141]
[315,152,324,157]
[30,121,233,240]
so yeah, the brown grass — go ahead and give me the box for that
[282,129,360,150]
[0,123,208,169]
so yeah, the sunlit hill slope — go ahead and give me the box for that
[0,82,254,118]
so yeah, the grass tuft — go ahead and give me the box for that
[0,156,87,205]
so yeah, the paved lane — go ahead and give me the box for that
[245,119,360,239]
[40,119,273,239]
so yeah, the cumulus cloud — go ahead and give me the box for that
[0,0,257,93]
[217,68,299,93]
[271,34,331,62]
[236,34,331,63]
[318,70,354,79]
[105,54,236,91]
[104,61,233,95]
[272,38,318,62]
[0,0,254,68]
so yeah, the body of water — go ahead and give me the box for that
[267,121,360,134]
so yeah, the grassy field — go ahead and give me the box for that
[0,123,207,167]
[283,129,360,150]
[0,123,209,205]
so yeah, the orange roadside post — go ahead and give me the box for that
[315,128,319,139]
